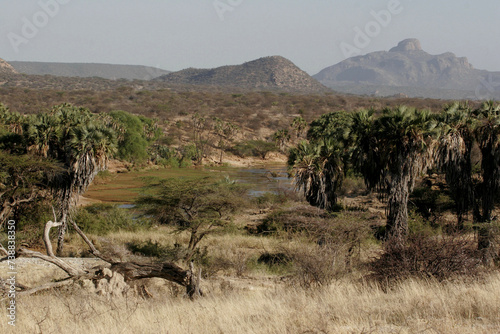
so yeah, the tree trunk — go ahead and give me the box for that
[386,172,410,247]
[56,215,68,256]
[476,144,499,264]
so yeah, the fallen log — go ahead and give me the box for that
[12,214,203,298]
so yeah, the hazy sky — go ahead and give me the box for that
[1,0,499,74]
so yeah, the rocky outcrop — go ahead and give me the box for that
[0,58,17,75]
[314,39,500,99]
[389,38,422,52]
[155,56,330,93]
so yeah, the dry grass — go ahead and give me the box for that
[2,272,500,334]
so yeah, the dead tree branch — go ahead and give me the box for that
[15,215,203,298]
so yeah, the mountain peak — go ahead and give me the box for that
[156,56,329,93]
[313,38,498,99]
[389,38,423,52]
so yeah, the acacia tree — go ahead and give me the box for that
[0,151,60,226]
[136,177,246,261]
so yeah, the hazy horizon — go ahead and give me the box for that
[1,1,499,75]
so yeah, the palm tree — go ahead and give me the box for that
[472,101,500,262]
[55,122,117,254]
[436,102,476,228]
[353,106,437,245]
[291,116,307,139]
[348,109,383,191]
[288,139,343,211]
[0,104,24,135]
[273,129,291,152]
[25,114,60,158]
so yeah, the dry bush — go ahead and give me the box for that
[370,232,482,283]
[252,205,374,287]
[280,243,344,288]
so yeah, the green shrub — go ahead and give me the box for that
[230,140,276,159]
[109,110,161,163]
[74,203,148,235]
[127,239,209,265]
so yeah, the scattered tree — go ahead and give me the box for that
[136,177,247,261]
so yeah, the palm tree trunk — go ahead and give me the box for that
[386,172,410,247]
[476,145,499,264]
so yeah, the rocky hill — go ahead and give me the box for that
[9,61,169,80]
[0,58,17,75]
[314,39,500,100]
[155,56,330,93]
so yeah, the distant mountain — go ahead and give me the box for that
[9,61,169,80]
[314,39,500,100]
[0,58,17,75]
[155,56,330,93]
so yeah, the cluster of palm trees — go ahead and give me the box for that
[289,102,500,257]
[0,103,118,254]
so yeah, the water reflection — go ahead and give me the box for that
[207,164,293,197]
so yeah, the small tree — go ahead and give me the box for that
[213,118,239,164]
[136,177,247,261]
[0,151,61,226]
[191,113,214,165]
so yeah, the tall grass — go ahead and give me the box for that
[2,273,499,334]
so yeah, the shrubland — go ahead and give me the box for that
[0,91,498,333]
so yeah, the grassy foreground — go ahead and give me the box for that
[4,165,500,333]
[2,273,499,334]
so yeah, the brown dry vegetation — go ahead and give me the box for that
[0,87,460,136]
[1,256,500,334]
[3,194,500,333]
[0,87,496,333]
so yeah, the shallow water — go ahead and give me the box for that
[206,164,293,197]
[116,164,293,208]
